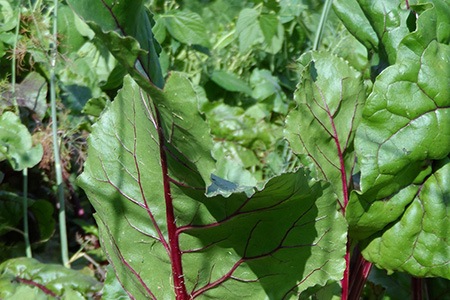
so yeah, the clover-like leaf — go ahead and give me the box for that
[0,111,43,171]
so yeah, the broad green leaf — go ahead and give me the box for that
[349,2,450,279]
[334,0,410,66]
[235,8,263,53]
[259,14,278,43]
[360,159,450,278]
[57,4,87,54]
[0,257,101,298]
[161,10,210,47]
[358,0,410,64]
[285,51,365,205]
[210,70,252,95]
[333,0,378,51]
[67,0,164,88]
[1,72,47,120]
[78,74,347,298]
[354,13,450,200]
[261,15,284,55]
[0,112,43,170]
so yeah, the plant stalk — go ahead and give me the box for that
[22,168,32,257]
[50,0,70,268]
[313,0,333,51]
[12,1,32,258]
[156,110,188,299]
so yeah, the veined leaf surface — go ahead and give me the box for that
[78,74,347,299]
[67,0,164,88]
[348,1,450,278]
[285,51,365,209]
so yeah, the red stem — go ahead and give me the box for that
[156,111,188,299]
[16,277,58,297]
[412,277,423,300]
[348,248,373,300]
[323,99,350,299]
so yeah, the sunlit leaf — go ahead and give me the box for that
[348,2,450,279]
[285,51,365,205]
[78,73,347,298]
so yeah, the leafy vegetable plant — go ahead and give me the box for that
[64,0,449,299]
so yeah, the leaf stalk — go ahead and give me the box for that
[50,0,70,268]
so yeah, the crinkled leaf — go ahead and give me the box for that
[348,2,450,278]
[78,74,347,298]
[333,0,378,51]
[360,159,450,278]
[161,10,210,47]
[1,72,47,120]
[334,0,410,65]
[0,257,101,298]
[285,51,365,204]
[67,0,164,88]
[0,112,43,170]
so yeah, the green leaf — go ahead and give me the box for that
[235,8,263,53]
[361,159,450,278]
[0,257,101,298]
[1,72,47,120]
[261,15,284,55]
[210,70,252,95]
[285,51,365,204]
[78,74,347,298]
[57,4,87,53]
[0,191,54,242]
[102,265,129,300]
[348,2,450,279]
[250,69,288,114]
[0,0,19,33]
[333,0,378,51]
[0,111,43,170]
[162,10,210,47]
[67,0,164,88]
[279,0,306,23]
[259,14,278,43]
[334,0,410,65]
[82,97,110,118]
